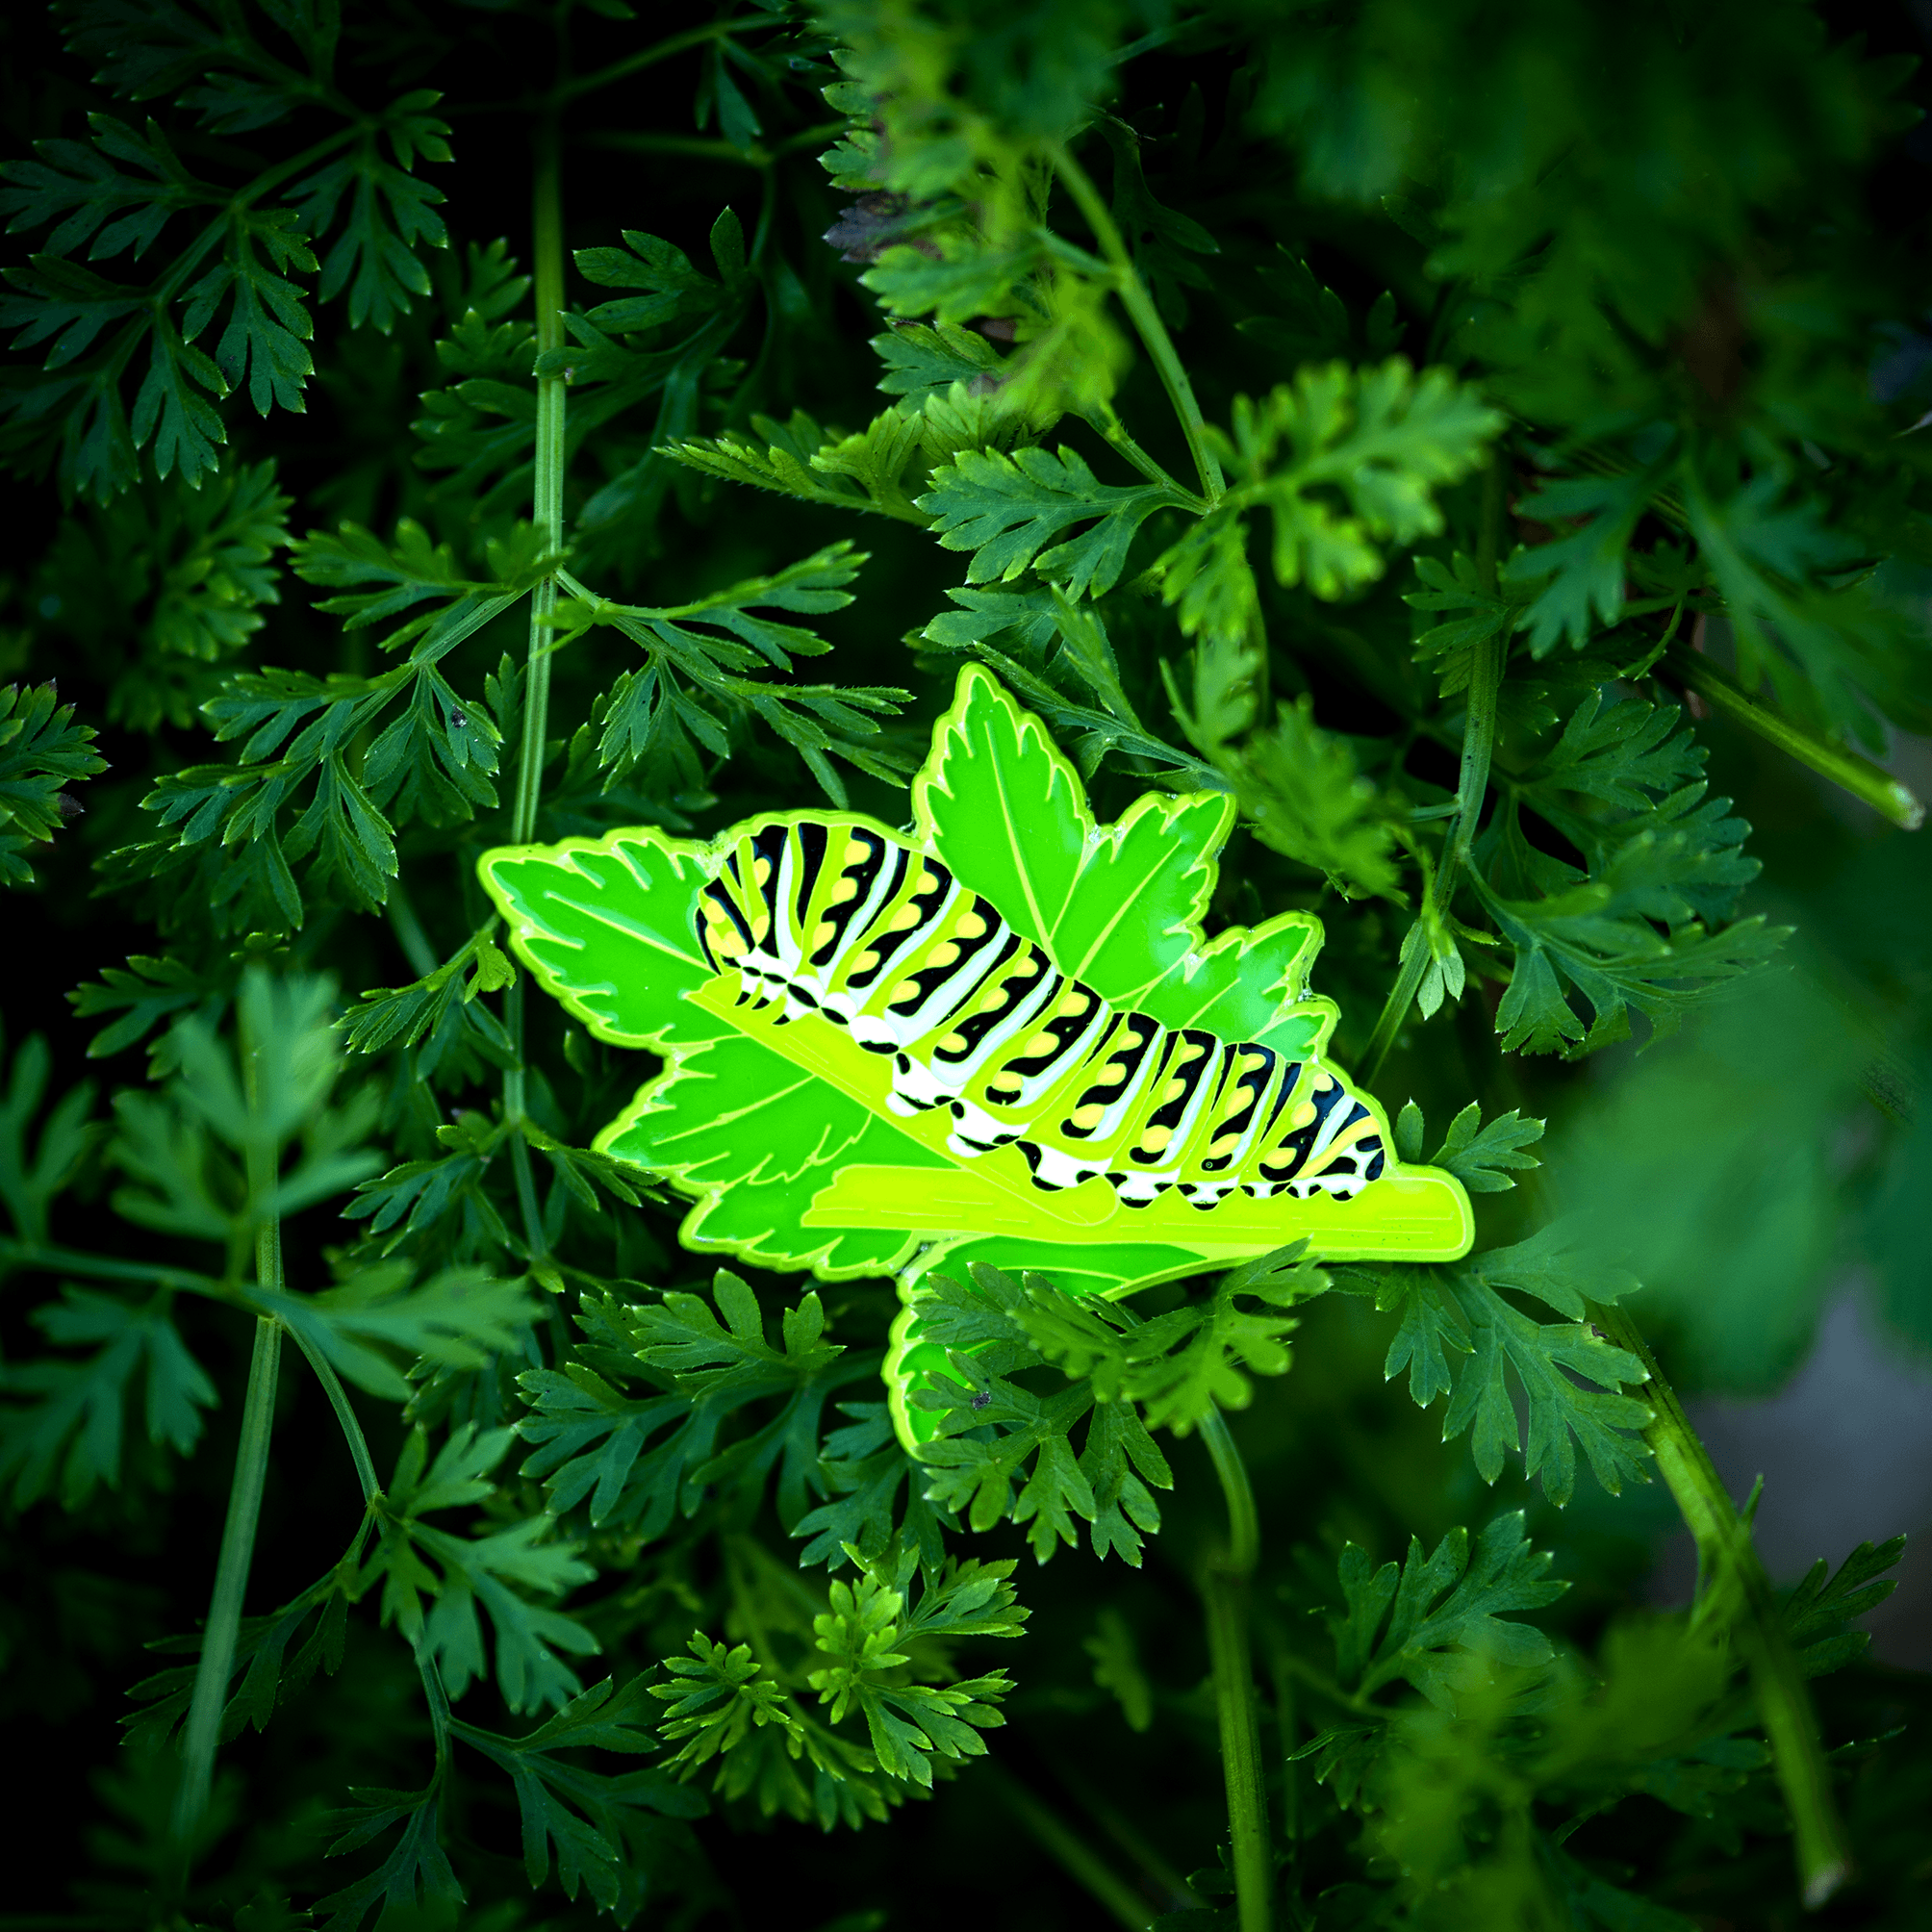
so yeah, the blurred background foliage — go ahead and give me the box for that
[2,1,1931,1928]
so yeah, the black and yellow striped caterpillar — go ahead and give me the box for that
[696,820,1386,1210]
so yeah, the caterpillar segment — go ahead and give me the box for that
[696,824,1388,1208]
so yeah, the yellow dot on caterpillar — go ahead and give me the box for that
[1209,1132,1242,1157]
[812,922,834,949]
[1291,1101,1317,1129]
[851,950,879,975]
[753,856,772,884]
[1056,989,1090,1017]
[1312,1071,1335,1093]
[751,913,770,941]
[1161,1076,1186,1104]
[926,941,961,970]
[988,1075,1023,1097]
[1139,1126,1172,1155]
[938,1032,968,1054]
[1259,1150,1296,1172]
[1091,1061,1128,1087]
[889,902,923,931]
[1241,1050,1270,1073]
[976,985,1010,1013]
[890,980,921,1005]
[828,875,858,904]
[954,910,987,939]
[1023,1031,1055,1057]
[1178,1040,1206,1065]
[844,837,871,864]
[712,934,746,957]
[917,868,941,894]
[1068,1103,1106,1131]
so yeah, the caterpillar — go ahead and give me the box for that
[695,820,1387,1211]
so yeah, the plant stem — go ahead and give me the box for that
[1590,1301,1851,1907]
[502,105,570,1259]
[169,1315,280,1888]
[281,1323,381,1506]
[1053,146,1224,503]
[170,990,297,1886]
[1198,1407,1272,1932]
[549,18,737,105]
[386,875,438,979]
[1269,1651,1299,1846]
[982,1764,1155,1929]
[509,124,568,854]
[1362,455,1509,1081]
[1663,642,1924,831]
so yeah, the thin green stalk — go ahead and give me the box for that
[982,1764,1156,1929]
[550,18,737,104]
[1270,1652,1299,1847]
[0,1239,222,1296]
[1080,400,1204,500]
[386,876,437,979]
[170,997,299,1883]
[508,127,568,853]
[169,1315,280,1887]
[1199,1407,1271,1932]
[502,111,570,1261]
[1361,456,1508,1081]
[282,1323,381,1506]
[1665,643,1924,831]
[1590,1302,1850,1907]
[1053,146,1224,503]
[1043,1756,1197,1907]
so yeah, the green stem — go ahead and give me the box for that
[0,1239,222,1297]
[550,18,737,104]
[169,1315,281,1887]
[1665,643,1924,831]
[281,1323,380,1506]
[1590,1302,1851,1907]
[1053,146,1224,503]
[1198,1408,1271,1932]
[386,875,438,979]
[982,1764,1155,1929]
[1269,1650,1299,1847]
[508,126,568,853]
[1361,456,1509,1081]
[502,106,570,1262]
[1080,401,1204,500]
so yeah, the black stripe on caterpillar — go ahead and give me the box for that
[695,821,1386,1209]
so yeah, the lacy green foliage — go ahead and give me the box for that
[1158,362,1503,630]
[1293,1536,1905,1925]
[518,1274,873,1542]
[360,1421,598,1712]
[1330,1513,1566,1709]
[5,2,1931,1927]
[28,461,291,729]
[551,539,911,801]
[0,1,452,497]
[318,1675,704,1932]
[1338,1102,1653,1509]
[902,1256,1332,1563]
[652,1538,1023,1825]
[902,1265,1173,1567]
[0,679,106,882]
